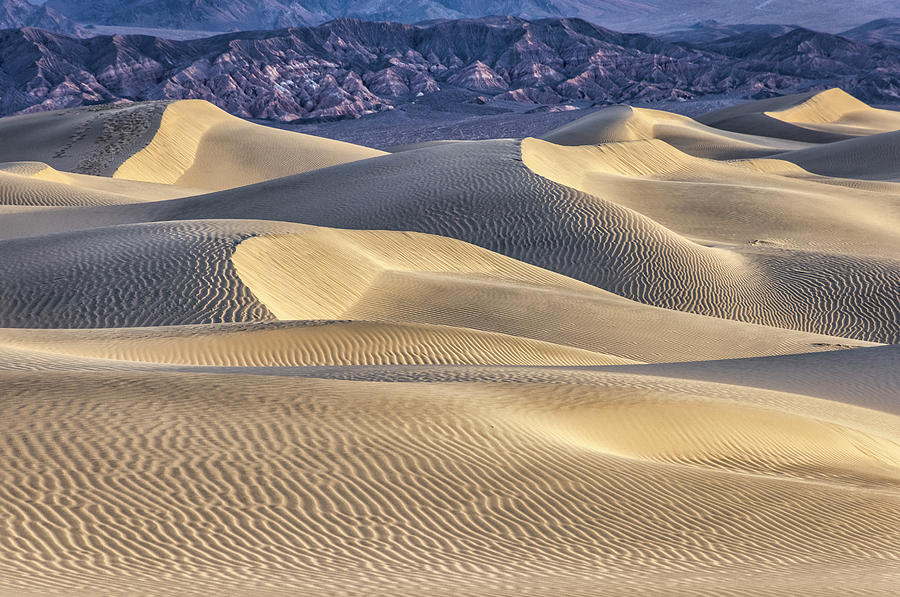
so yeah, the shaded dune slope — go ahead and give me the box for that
[0,220,276,328]
[612,344,900,415]
[0,101,170,176]
[772,130,900,181]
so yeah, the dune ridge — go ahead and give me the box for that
[0,136,895,341]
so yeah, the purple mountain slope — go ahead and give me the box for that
[1,18,898,121]
[1,0,81,33]
[840,18,900,48]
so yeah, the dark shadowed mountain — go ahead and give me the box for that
[1,18,898,121]
[841,18,900,48]
[659,21,797,45]
[36,0,900,34]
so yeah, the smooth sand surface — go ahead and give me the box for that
[0,91,897,596]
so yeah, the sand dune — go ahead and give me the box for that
[0,369,897,596]
[0,93,898,596]
[521,137,900,256]
[161,140,900,342]
[0,100,384,192]
[613,344,900,414]
[115,100,385,190]
[0,102,170,176]
[0,137,895,341]
[0,161,200,206]
[699,88,900,141]
[0,220,864,362]
[541,104,810,159]
[772,130,900,181]
[0,321,634,367]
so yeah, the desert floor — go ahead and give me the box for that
[0,89,898,596]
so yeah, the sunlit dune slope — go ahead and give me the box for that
[0,321,634,367]
[0,161,200,206]
[698,88,900,141]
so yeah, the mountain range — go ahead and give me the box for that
[7,0,893,34]
[1,17,899,122]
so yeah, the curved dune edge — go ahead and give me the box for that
[113,100,385,190]
[0,370,898,595]
[230,227,593,320]
[0,220,871,362]
[0,321,637,367]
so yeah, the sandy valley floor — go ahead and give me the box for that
[0,89,898,595]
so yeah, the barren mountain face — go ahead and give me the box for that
[1,18,898,122]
